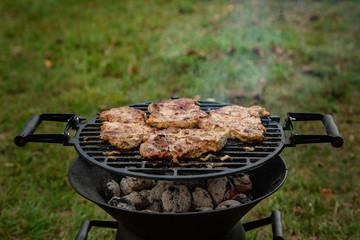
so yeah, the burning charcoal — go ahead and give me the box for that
[124,189,151,210]
[232,193,251,204]
[108,196,135,210]
[149,181,173,201]
[208,177,234,206]
[104,180,121,201]
[193,207,214,212]
[174,179,207,190]
[215,200,241,210]
[231,174,252,192]
[120,178,132,195]
[191,187,214,209]
[161,185,191,213]
[120,177,155,195]
[145,200,163,212]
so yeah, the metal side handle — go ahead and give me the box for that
[284,112,343,148]
[14,113,84,147]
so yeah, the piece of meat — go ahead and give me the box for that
[98,106,154,150]
[211,105,270,119]
[97,106,147,123]
[100,122,152,150]
[146,98,207,129]
[139,128,228,164]
[199,105,270,143]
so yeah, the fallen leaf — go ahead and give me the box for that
[320,188,332,201]
[309,13,320,22]
[127,64,139,76]
[44,59,53,68]
[214,51,222,60]
[55,38,64,44]
[11,46,22,58]
[271,44,284,55]
[251,46,264,58]
[302,65,313,74]
[185,49,206,60]
[226,44,235,55]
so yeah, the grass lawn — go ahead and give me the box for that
[1,0,359,239]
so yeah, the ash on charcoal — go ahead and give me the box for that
[149,181,173,201]
[145,200,163,212]
[162,185,191,213]
[104,180,121,201]
[230,174,252,192]
[233,193,251,204]
[191,187,214,209]
[208,177,234,206]
[174,179,207,190]
[104,174,253,213]
[215,200,241,210]
[108,196,135,210]
[124,189,151,210]
[120,176,155,195]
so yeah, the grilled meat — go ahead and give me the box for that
[98,106,147,123]
[98,106,154,150]
[146,98,207,129]
[139,127,228,164]
[100,122,153,150]
[199,105,270,143]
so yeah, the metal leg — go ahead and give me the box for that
[242,211,284,240]
[75,220,119,240]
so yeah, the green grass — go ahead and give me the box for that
[1,0,359,239]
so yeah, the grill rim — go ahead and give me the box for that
[71,100,286,180]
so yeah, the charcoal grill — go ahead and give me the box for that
[14,98,344,240]
[14,99,343,180]
[68,155,287,240]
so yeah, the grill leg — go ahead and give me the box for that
[242,211,284,240]
[75,220,119,240]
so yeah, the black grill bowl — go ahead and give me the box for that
[68,156,287,240]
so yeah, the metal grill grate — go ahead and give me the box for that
[72,101,285,180]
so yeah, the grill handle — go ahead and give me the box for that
[14,114,84,147]
[284,113,343,148]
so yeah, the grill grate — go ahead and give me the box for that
[72,101,285,180]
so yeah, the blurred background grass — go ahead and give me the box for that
[1,0,359,239]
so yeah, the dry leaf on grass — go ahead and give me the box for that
[127,64,139,76]
[251,46,264,58]
[185,49,206,60]
[44,59,53,68]
[302,65,313,74]
[320,188,333,201]
[214,51,222,60]
[226,44,235,55]
[271,44,284,55]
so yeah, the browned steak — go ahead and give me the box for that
[98,106,147,123]
[146,98,207,129]
[100,122,153,150]
[199,105,270,143]
[98,106,152,150]
[139,128,228,164]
